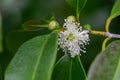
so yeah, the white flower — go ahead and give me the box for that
[58,19,90,58]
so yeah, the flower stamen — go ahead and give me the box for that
[67,33,75,41]
[58,17,90,58]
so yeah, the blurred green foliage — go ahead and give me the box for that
[1,0,120,77]
[0,13,2,52]
[66,0,87,19]
[0,66,1,80]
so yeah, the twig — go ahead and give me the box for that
[105,32,120,38]
[83,30,120,39]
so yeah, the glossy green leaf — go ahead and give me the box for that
[23,21,48,31]
[0,13,2,52]
[88,40,120,80]
[5,31,58,80]
[110,0,120,19]
[106,0,120,32]
[66,0,87,19]
[52,54,86,80]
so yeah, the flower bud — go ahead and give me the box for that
[67,15,76,23]
[48,20,59,30]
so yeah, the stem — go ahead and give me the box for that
[76,0,79,21]
[84,30,120,51]
[90,30,105,36]
[102,38,110,51]
[31,25,48,27]
[105,32,120,38]
[105,17,112,32]
[84,30,120,39]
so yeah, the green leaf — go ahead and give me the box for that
[5,31,58,80]
[52,54,86,80]
[23,21,48,31]
[110,0,120,19]
[88,40,120,80]
[66,0,87,19]
[106,0,120,32]
[0,13,2,52]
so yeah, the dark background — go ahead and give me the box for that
[1,0,120,76]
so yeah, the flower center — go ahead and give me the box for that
[67,33,75,41]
